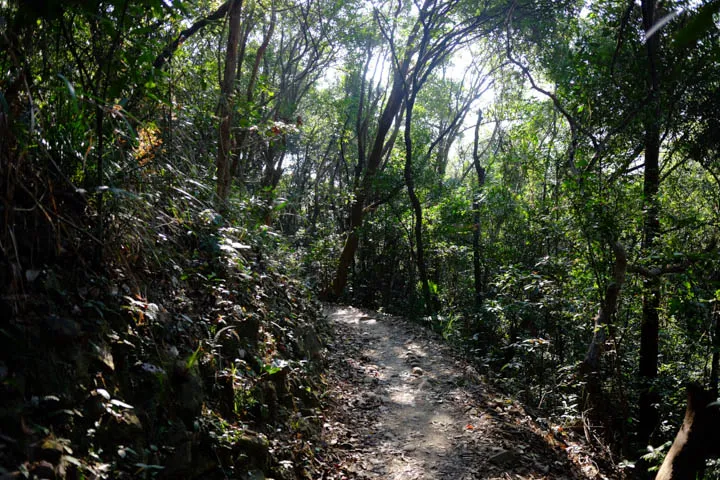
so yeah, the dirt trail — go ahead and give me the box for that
[319,305,611,480]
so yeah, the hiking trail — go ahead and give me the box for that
[318,305,613,480]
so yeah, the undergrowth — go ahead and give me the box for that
[0,143,331,479]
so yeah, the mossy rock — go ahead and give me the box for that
[234,431,270,468]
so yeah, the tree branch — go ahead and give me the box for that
[153,2,230,70]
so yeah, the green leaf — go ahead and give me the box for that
[263,359,289,375]
[186,344,203,370]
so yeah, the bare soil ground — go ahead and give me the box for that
[318,305,616,480]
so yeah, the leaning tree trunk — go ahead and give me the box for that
[638,0,662,449]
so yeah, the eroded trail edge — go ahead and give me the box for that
[319,305,608,480]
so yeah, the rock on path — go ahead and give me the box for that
[318,305,612,480]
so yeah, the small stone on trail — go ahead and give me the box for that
[412,366,423,376]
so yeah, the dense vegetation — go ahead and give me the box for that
[1,0,719,478]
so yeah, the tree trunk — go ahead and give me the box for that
[216,0,243,202]
[228,15,253,192]
[580,241,627,419]
[656,385,720,480]
[711,302,720,398]
[403,94,433,314]
[94,104,105,264]
[246,6,275,104]
[638,0,662,449]
[330,200,363,297]
[471,110,486,308]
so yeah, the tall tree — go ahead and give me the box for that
[637,0,662,449]
[328,2,418,298]
[216,0,243,202]
[329,0,513,298]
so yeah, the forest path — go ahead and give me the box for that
[319,305,607,480]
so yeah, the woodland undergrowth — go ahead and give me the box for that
[0,151,332,479]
